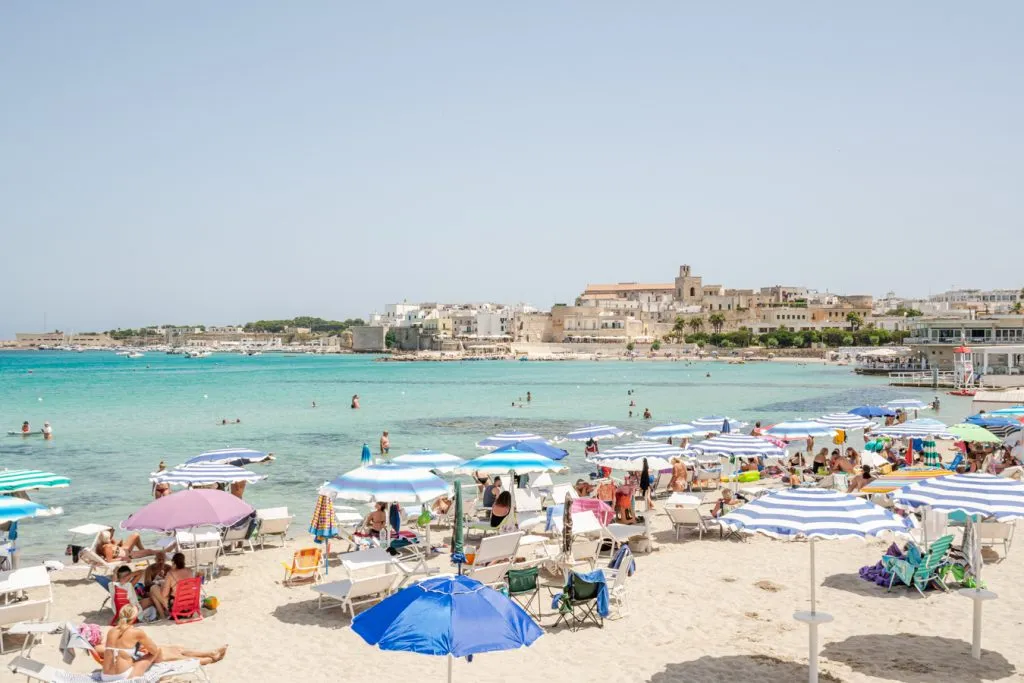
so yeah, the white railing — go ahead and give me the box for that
[888,371,957,387]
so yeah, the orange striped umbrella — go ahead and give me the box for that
[861,467,954,494]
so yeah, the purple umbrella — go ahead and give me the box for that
[122,489,254,532]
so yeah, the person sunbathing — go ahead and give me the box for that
[711,489,737,518]
[847,465,875,492]
[364,502,387,537]
[574,479,595,497]
[669,458,688,492]
[152,553,193,616]
[431,495,452,516]
[101,604,226,680]
[489,491,512,527]
[97,530,158,562]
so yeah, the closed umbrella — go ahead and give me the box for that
[962,516,995,660]
[309,494,337,574]
[451,481,465,570]
[361,444,372,466]
[720,489,911,683]
[561,493,573,557]
[351,574,543,683]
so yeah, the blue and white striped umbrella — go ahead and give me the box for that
[321,463,449,504]
[0,495,59,524]
[989,406,1024,417]
[640,423,699,440]
[719,488,911,682]
[476,431,548,449]
[763,420,835,441]
[688,416,747,436]
[688,434,785,460]
[816,413,875,431]
[871,419,954,440]
[892,473,1024,522]
[883,398,930,411]
[151,463,266,487]
[561,424,627,441]
[186,448,273,466]
[457,448,567,476]
[588,441,679,471]
[392,449,466,473]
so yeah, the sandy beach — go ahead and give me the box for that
[16,508,1022,683]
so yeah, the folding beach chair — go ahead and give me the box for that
[507,566,541,619]
[553,572,604,632]
[884,534,954,596]
[978,521,1015,558]
[281,547,323,586]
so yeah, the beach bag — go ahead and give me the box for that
[833,429,846,445]
[417,509,432,527]
[139,606,158,623]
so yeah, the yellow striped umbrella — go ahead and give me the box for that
[309,494,337,542]
[861,467,954,494]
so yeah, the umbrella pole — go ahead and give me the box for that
[794,538,832,683]
[448,653,453,683]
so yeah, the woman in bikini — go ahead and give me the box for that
[102,604,226,680]
[96,530,158,562]
[364,503,387,537]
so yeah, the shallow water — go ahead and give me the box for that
[0,351,970,560]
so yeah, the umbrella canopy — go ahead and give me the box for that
[457,449,567,476]
[492,441,569,461]
[589,441,679,471]
[310,494,337,542]
[561,424,626,441]
[392,450,466,472]
[688,434,786,460]
[688,416,747,436]
[185,448,272,466]
[964,414,1022,438]
[123,489,254,532]
[640,423,699,440]
[859,467,954,494]
[321,463,449,504]
[883,398,930,411]
[849,405,896,418]
[816,413,875,430]
[893,473,1024,521]
[947,423,1002,444]
[871,419,954,439]
[719,488,911,683]
[475,431,547,449]
[150,463,266,487]
[763,420,835,441]
[989,406,1024,417]
[0,469,70,494]
[0,495,59,524]
[351,574,542,662]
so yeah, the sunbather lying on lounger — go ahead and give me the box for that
[100,604,227,680]
[490,491,512,527]
[97,530,158,562]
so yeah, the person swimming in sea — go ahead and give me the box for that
[311,401,316,408]
[351,394,360,409]
[21,421,30,434]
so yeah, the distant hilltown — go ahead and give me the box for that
[6,264,1023,379]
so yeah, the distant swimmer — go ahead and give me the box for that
[235,418,241,424]
[21,421,30,434]
[526,391,532,402]
[222,418,228,425]
[706,372,711,378]
[643,408,652,420]
[42,422,52,440]
[311,401,317,408]
[351,394,360,409]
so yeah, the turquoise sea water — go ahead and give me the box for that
[0,351,972,561]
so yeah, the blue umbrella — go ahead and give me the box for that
[849,406,896,418]
[492,440,568,461]
[965,414,1022,430]
[361,443,372,466]
[0,496,55,524]
[352,574,543,682]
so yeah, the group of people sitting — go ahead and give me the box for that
[107,552,195,621]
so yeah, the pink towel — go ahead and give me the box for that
[573,498,614,525]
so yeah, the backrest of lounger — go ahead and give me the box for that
[473,531,523,565]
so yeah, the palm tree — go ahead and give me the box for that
[846,311,864,331]
[687,317,704,334]
[708,313,726,334]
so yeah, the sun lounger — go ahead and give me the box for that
[468,531,523,566]
[464,560,512,590]
[311,572,400,616]
[652,471,674,498]
[255,507,293,549]
[8,655,208,682]
[665,506,719,541]
[548,484,578,506]
[977,521,1015,558]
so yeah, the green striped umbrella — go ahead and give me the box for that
[451,480,465,572]
[0,470,70,494]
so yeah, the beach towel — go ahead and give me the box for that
[609,545,636,577]
[859,543,903,586]
[550,570,610,618]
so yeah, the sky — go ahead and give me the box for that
[1,3,1022,337]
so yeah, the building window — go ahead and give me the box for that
[690,287,695,297]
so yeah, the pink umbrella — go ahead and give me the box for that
[122,489,254,532]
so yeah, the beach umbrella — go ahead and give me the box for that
[964,414,1022,438]
[561,424,627,441]
[763,420,835,441]
[475,431,547,449]
[989,406,1024,417]
[688,434,786,460]
[493,440,569,461]
[588,441,677,471]
[186,448,273,466]
[688,416,747,436]
[149,463,266,487]
[351,574,543,683]
[892,473,1024,521]
[321,463,449,504]
[0,470,70,494]
[816,413,875,431]
[883,398,930,411]
[361,444,372,466]
[859,467,954,494]
[122,489,254,532]
[871,420,955,440]
[451,481,465,570]
[849,406,895,418]
[0,496,60,524]
[719,488,911,683]
[392,450,466,473]
[457,449,567,476]
[641,423,699,440]
[309,494,337,574]
[947,424,1002,444]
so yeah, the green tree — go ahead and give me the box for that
[884,307,923,317]
[765,336,779,348]
[841,334,855,346]
[1012,301,1023,314]
[687,317,704,334]
[846,312,864,331]
[651,340,661,351]
[385,330,397,348]
[708,313,726,334]
[626,342,635,352]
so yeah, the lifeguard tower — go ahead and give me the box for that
[953,345,975,390]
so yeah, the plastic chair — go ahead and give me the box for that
[281,547,323,586]
[108,587,136,626]
[169,577,203,623]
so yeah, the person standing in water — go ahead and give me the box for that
[379,431,390,455]
[351,395,360,409]
[21,421,30,434]
[42,422,52,439]
[526,391,532,403]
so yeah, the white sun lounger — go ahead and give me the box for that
[664,506,719,540]
[311,572,401,616]
[469,531,523,566]
[8,656,208,682]
[255,507,293,548]
[464,560,512,590]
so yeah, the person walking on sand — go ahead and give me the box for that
[380,431,390,455]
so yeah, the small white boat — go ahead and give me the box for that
[127,352,144,359]
[115,351,130,356]
[186,350,212,358]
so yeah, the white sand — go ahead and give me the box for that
[17,514,1023,683]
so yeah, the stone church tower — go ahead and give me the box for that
[674,265,703,306]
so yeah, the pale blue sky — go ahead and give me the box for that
[1,3,1021,336]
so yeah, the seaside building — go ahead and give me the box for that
[907,315,1024,377]
[929,288,1023,314]
[14,332,115,348]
